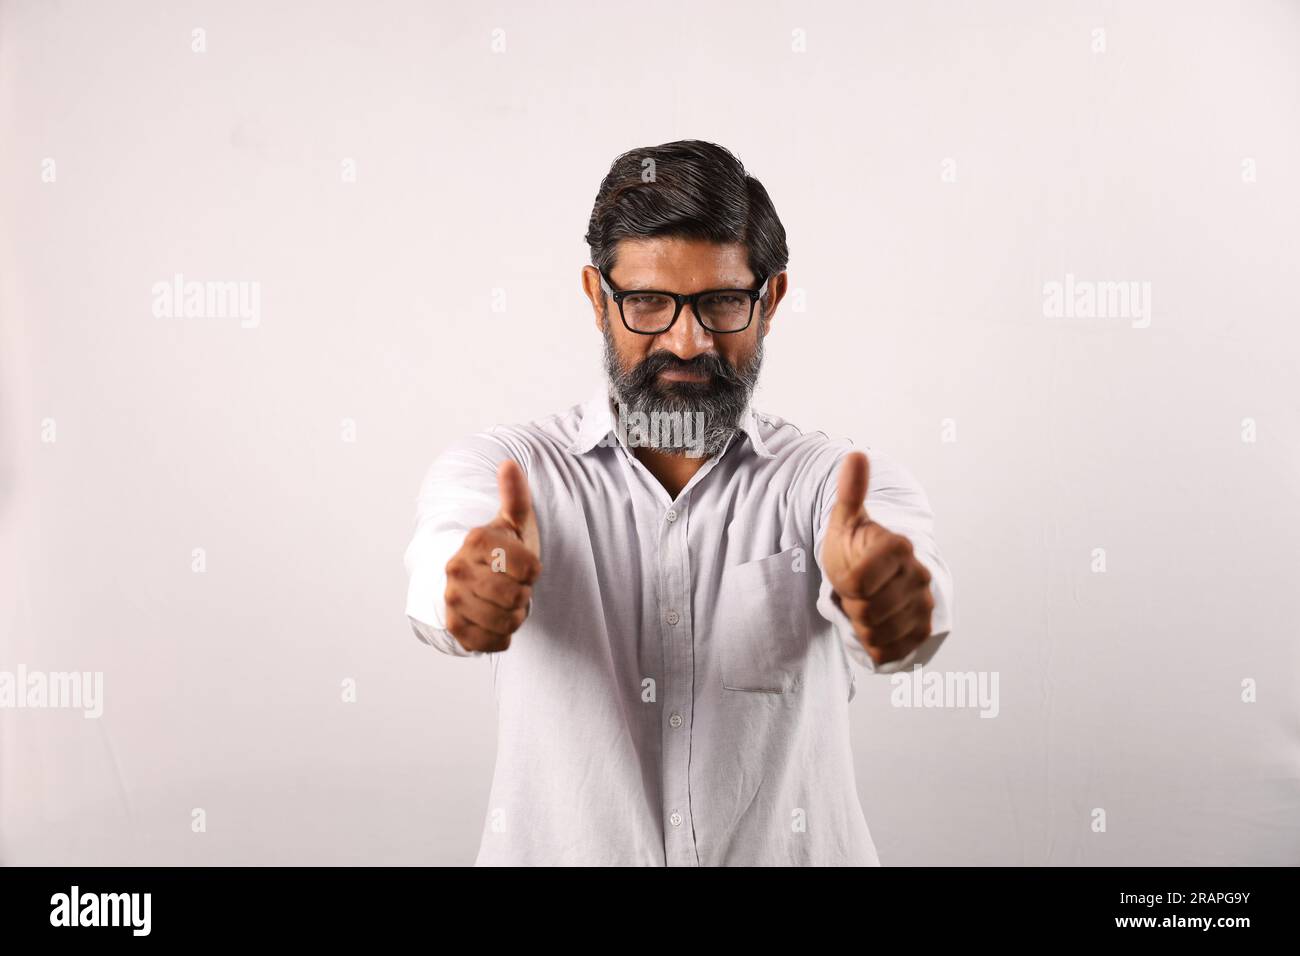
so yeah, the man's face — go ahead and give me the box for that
[582,238,784,457]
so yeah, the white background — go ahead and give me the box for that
[2,0,1297,864]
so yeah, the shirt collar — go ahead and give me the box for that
[567,386,776,460]
[568,387,617,455]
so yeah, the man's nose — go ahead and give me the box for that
[655,301,713,359]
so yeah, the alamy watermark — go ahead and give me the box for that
[599,402,708,458]
[0,665,103,718]
[890,664,999,718]
[50,886,150,936]
[1043,273,1151,328]
[151,273,261,328]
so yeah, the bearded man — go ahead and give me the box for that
[404,139,954,866]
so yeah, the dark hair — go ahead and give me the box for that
[584,140,789,294]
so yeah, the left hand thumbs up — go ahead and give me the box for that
[822,452,935,666]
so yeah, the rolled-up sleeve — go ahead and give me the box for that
[403,430,529,657]
[813,445,955,676]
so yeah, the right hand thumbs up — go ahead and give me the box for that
[495,459,540,556]
[443,460,542,653]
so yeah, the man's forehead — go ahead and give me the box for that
[610,239,753,287]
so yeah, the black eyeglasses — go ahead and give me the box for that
[598,269,770,335]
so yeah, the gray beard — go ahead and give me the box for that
[600,316,764,459]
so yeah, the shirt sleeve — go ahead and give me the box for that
[813,445,955,676]
[402,429,530,658]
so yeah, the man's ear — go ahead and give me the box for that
[581,265,607,333]
[760,271,790,334]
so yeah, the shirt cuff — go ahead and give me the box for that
[407,614,485,658]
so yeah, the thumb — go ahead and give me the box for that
[496,459,535,535]
[831,452,871,529]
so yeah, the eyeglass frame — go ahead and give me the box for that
[597,268,770,335]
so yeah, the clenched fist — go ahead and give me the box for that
[821,452,935,667]
[444,459,542,653]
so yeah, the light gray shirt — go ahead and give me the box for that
[404,389,954,865]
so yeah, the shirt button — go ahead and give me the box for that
[669,712,683,728]
[669,811,683,827]
[665,609,680,626]
[666,509,678,523]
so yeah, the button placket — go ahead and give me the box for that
[658,497,697,866]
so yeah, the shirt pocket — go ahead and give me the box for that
[717,546,818,694]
